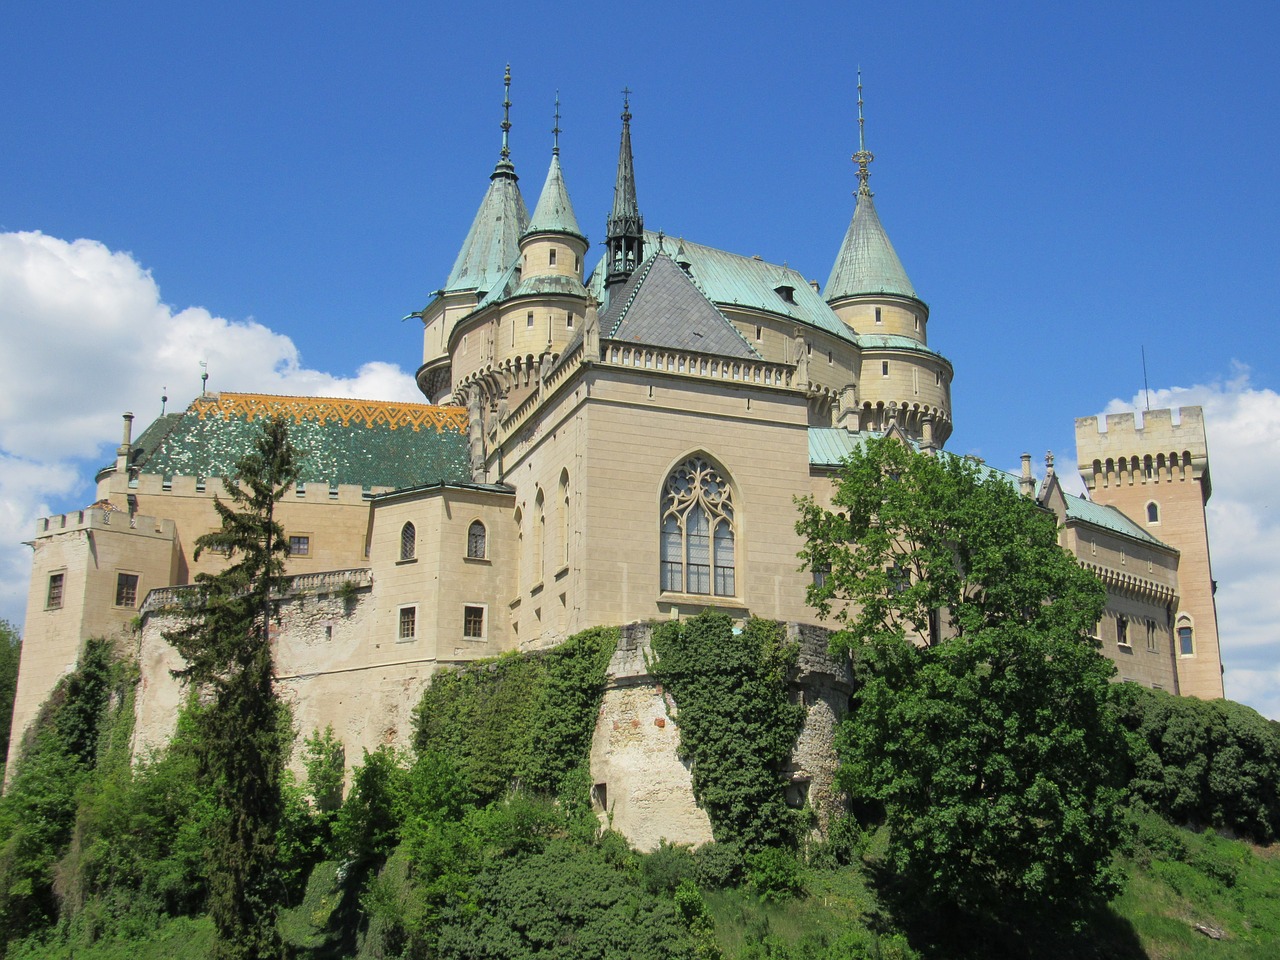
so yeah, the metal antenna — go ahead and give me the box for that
[199,360,208,397]
[1141,346,1152,411]
[161,386,168,416]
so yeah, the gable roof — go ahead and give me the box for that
[824,190,919,302]
[126,393,472,490]
[600,254,761,358]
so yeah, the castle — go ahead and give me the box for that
[6,73,1224,844]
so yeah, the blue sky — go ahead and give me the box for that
[2,2,1278,713]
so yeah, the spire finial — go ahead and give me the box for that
[500,64,513,161]
[552,91,561,157]
[853,69,875,196]
[621,86,632,123]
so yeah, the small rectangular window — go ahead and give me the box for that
[115,572,139,607]
[755,325,762,341]
[1178,625,1194,656]
[47,573,64,609]
[882,361,889,377]
[1117,616,1129,647]
[464,605,485,639]
[527,312,534,328]
[875,307,882,324]
[566,312,574,328]
[295,481,306,498]
[398,606,416,641]
[548,249,557,266]
[289,536,310,556]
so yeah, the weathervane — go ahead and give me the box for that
[853,69,875,196]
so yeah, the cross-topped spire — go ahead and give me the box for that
[500,64,513,161]
[606,86,643,292]
[552,91,561,157]
[853,69,875,196]
[622,86,632,123]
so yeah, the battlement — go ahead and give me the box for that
[35,508,176,540]
[1075,406,1210,496]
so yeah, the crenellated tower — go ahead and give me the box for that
[604,90,644,298]
[1076,407,1224,699]
[824,76,952,446]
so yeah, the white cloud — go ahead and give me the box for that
[1101,369,1280,718]
[0,231,422,628]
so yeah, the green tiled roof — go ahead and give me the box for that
[444,163,530,295]
[525,154,584,240]
[1063,494,1168,547]
[824,191,919,302]
[130,393,472,490]
[589,232,855,344]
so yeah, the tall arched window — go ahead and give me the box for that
[1177,615,1194,656]
[400,522,416,561]
[660,456,736,596]
[534,489,545,582]
[559,470,570,567]
[1146,501,1160,523]
[467,520,486,559]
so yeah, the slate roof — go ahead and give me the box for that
[824,190,919,302]
[599,254,761,358]
[126,393,472,490]
[525,154,584,240]
[589,232,854,344]
[443,162,530,295]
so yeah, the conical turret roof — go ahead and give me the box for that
[443,164,530,295]
[525,154,584,240]
[823,190,918,302]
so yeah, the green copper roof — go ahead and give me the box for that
[443,163,530,295]
[1063,494,1168,548]
[856,334,951,366]
[129,393,471,490]
[525,154,584,240]
[589,232,854,344]
[823,190,919,302]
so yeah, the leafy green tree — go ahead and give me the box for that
[796,437,1127,920]
[0,619,20,771]
[166,415,300,960]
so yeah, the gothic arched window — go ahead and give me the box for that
[400,522,416,561]
[467,520,487,560]
[660,456,736,596]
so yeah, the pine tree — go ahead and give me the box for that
[167,415,300,960]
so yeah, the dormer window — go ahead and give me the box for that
[775,284,795,303]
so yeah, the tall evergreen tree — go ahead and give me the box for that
[168,416,300,960]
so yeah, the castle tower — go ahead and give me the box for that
[496,97,590,376]
[604,90,643,296]
[1076,407,1224,699]
[824,76,952,445]
[416,66,531,401]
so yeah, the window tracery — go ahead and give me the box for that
[660,456,736,596]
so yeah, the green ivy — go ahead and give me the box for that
[412,626,618,804]
[649,613,805,853]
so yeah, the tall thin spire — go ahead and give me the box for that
[552,91,561,158]
[500,64,512,161]
[853,69,874,196]
[606,87,644,292]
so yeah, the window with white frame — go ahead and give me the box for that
[660,456,736,596]
[463,604,485,639]
[1177,616,1194,656]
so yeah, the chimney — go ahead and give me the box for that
[1019,452,1035,497]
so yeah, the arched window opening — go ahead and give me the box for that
[559,470,570,567]
[1177,617,1194,656]
[400,522,416,561]
[1146,501,1160,524]
[535,489,546,582]
[467,520,486,559]
[660,456,736,597]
